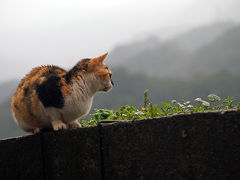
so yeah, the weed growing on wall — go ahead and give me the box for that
[79,90,240,127]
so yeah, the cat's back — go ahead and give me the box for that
[11,65,67,131]
[13,65,67,100]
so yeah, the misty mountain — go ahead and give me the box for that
[110,21,239,77]
[171,21,235,52]
[0,80,18,103]
[187,26,240,75]
[0,98,25,139]
[110,21,235,66]
[112,41,190,77]
[109,36,161,66]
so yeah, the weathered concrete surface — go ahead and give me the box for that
[0,110,240,180]
[0,127,101,180]
[101,111,240,180]
[42,127,101,180]
[0,134,43,180]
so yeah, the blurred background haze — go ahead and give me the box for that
[1,0,240,138]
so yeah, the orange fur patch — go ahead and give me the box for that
[11,65,70,130]
[94,69,111,81]
[88,53,108,72]
[61,78,73,97]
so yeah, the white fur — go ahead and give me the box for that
[61,73,97,123]
[38,73,113,128]
[12,110,18,124]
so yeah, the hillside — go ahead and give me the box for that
[93,68,240,109]
[0,80,18,102]
[0,98,25,139]
[172,21,235,52]
[110,22,240,77]
[109,36,161,67]
[187,26,240,75]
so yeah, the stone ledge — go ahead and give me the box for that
[0,110,239,180]
[101,110,240,179]
[0,127,101,180]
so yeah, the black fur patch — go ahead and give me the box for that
[36,74,64,108]
[42,65,65,76]
[65,66,81,83]
[14,103,19,110]
[24,87,29,97]
[66,58,90,83]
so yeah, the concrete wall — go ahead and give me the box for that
[0,110,240,180]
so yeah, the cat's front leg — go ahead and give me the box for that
[33,128,41,134]
[68,120,81,129]
[51,120,67,131]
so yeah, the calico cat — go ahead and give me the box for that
[11,53,113,133]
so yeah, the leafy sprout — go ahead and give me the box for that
[79,91,239,127]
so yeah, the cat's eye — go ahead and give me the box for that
[109,74,112,78]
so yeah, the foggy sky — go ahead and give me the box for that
[0,0,240,83]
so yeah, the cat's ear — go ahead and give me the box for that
[91,53,108,64]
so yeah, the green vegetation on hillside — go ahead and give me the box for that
[80,91,240,127]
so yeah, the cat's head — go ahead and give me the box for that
[73,53,114,92]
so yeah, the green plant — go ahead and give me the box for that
[79,91,239,127]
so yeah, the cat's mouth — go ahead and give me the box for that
[103,84,113,92]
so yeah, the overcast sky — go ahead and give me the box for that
[0,0,240,83]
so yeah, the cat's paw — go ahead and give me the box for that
[52,121,67,131]
[33,128,41,134]
[68,121,81,129]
